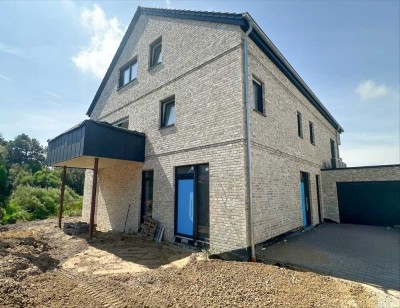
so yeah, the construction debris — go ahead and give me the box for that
[140,217,159,240]
[63,222,93,236]
[154,225,165,243]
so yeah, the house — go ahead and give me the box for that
[47,7,347,259]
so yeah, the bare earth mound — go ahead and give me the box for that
[0,219,394,307]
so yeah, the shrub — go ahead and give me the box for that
[1,185,82,224]
[18,168,61,189]
[1,200,30,224]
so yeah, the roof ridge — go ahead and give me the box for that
[138,6,244,18]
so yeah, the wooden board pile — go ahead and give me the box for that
[63,222,93,236]
[140,217,159,240]
[139,217,164,242]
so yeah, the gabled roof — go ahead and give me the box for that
[87,6,343,133]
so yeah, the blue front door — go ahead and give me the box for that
[300,172,311,226]
[176,178,194,236]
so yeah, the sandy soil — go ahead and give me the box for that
[0,219,396,307]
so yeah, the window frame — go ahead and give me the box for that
[297,111,303,138]
[160,96,175,128]
[309,121,315,145]
[149,37,162,69]
[113,117,129,129]
[252,78,264,114]
[119,57,138,89]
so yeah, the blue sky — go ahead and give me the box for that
[0,0,398,166]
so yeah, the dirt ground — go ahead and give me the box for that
[0,219,397,307]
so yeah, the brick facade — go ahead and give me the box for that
[83,15,248,253]
[82,12,343,253]
[321,165,400,222]
[247,38,340,244]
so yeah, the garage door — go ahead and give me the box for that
[337,181,400,227]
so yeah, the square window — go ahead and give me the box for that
[161,98,175,128]
[252,79,263,113]
[309,121,315,145]
[297,112,303,138]
[150,38,162,68]
[119,59,138,88]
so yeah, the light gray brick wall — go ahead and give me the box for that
[247,38,340,244]
[82,163,143,233]
[82,15,247,253]
[91,14,242,121]
[321,165,400,222]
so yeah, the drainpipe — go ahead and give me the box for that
[243,16,256,262]
[336,125,343,168]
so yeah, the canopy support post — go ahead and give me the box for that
[58,166,67,229]
[89,158,99,239]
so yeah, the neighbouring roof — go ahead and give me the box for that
[87,6,343,133]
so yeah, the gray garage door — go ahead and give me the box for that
[337,181,400,227]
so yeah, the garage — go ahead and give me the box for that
[336,181,400,227]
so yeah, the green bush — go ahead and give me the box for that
[0,185,82,224]
[1,199,30,224]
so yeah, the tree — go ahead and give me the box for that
[30,168,61,189]
[0,165,6,201]
[0,145,7,166]
[0,133,6,146]
[6,134,45,171]
[62,168,85,195]
[7,164,31,192]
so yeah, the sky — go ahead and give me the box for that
[0,0,399,167]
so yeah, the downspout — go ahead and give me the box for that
[243,15,256,262]
[336,125,343,167]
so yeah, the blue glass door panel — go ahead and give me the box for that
[177,179,194,236]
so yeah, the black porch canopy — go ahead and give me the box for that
[47,120,145,168]
[47,120,145,237]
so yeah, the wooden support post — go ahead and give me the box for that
[89,158,99,239]
[58,166,67,228]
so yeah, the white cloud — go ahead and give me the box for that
[0,74,13,82]
[72,4,125,79]
[355,80,390,101]
[0,43,25,58]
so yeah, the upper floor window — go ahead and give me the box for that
[149,37,162,68]
[113,117,129,129]
[160,97,175,128]
[297,111,303,138]
[252,79,264,113]
[119,58,138,88]
[309,121,315,145]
